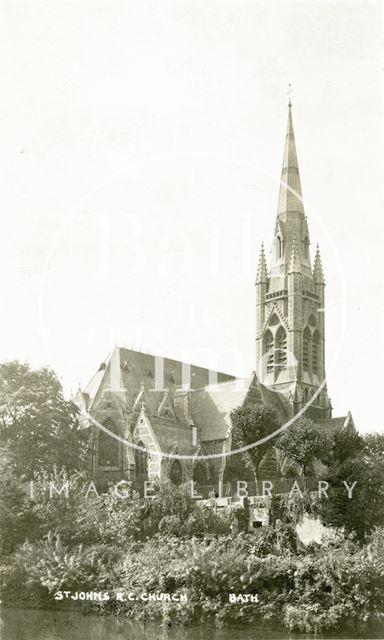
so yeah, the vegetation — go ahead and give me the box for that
[0,361,384,637]
[0,361,88,478]
[276,417,333,479]
[319,448,384,541]
[229,404,280,487]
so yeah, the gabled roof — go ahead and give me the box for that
[191,377,253,441]
[80,348,292,450]
[82,346,235,412]
[191,373,290,441]
[317,412,356,433]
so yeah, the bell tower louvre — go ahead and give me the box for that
[255,100,332,420]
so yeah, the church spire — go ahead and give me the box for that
[255,98,331,420]
[277,102,304,217]
[256,243,268,283]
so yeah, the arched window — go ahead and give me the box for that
[303,327,311,372]
[312,331,320,374]
[169,460,183,486]
[98,419,120,468]
[193,461,209,485]
[303,387,309,403]
[275,326,287,370]
[135,441,148,479]
[276,236,282,260]
[303,236,309,259]
[263,329,274,374]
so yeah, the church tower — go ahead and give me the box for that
[255,100,332,419]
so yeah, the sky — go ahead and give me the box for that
[0,0,383,432]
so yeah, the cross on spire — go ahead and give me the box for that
[287,83,293,107]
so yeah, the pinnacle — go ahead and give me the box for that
[313,244,325,283]
[288,236,301,274]
[256,243,268,283]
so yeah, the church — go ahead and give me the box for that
[75,101,354,490]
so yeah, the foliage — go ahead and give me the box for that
[276,417,333,477]
[108,530,384,632]
[1,532,121,606]
[0,354,382,638]
[2,515,384,636]
[139,481,230,538]
[0,361,88,478]
[0,447,39,555]
[363,432,384,456]
[229,404,279,485]
[73,484,144,546]
[325,427,364,465]
[269,491,320,528]
[319,452,384,541]
[31,469,88,543]
[283,527,384,635]
[33,471,144,546]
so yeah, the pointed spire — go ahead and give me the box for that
[288,236,301,273]
[343,411,354,431]
[313,244,325,284]
[256,243,268,283]
[277,102,304,217]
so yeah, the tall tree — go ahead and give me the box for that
[0,447,39,554]
[319,432,384,541]
[323,427,363,467]
[0,361,88,479]
[276,417,333,484]
[229,404,279,491]
[320,452,384,541]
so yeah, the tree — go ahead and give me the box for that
[0,361,89,479]
[318,432,384,541]
[0,447,39,555]
[363,432,384,456]
[276,417,333,484]
[229,404,280,490]
[323,426,363,467]
[320,452,384,541]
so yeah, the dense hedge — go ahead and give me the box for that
[2,528,384,636]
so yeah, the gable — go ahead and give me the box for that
[133,408,161,454]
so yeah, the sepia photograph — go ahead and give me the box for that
[0,1,383,639]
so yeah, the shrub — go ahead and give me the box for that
[1,532,122,607]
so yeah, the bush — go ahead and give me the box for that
[1,532,122,607]
[284,528,384,635]
[2,527,384,635]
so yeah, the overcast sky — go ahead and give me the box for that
[0,0,383,432]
